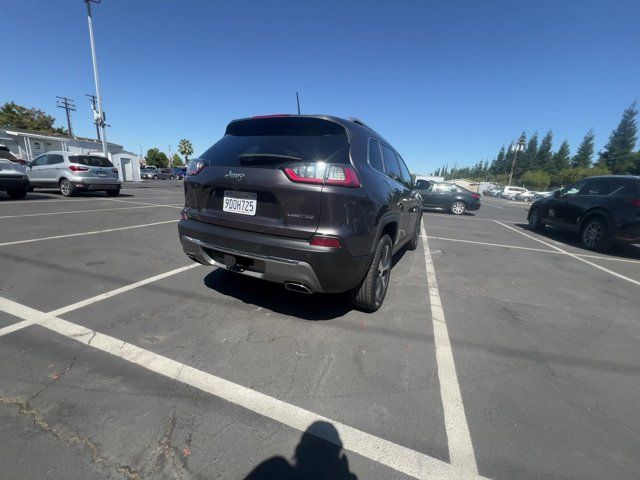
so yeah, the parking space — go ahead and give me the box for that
[1,188,639,479]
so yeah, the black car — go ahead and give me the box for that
[178,115,422,311]
[417,181,481,215]
[527,175,640,250]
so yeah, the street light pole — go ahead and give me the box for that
[508,136,526,186]
[85,0,108,158]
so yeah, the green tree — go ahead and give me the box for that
[537,130,554,172]
[521,170,551,189]
[171,153,184,166]
[178,139,194,162]
[571,129,595,168]
[551,139,571,174]
[145,148,169,168]
[598,102,638,174]
[523,132,539,170]
[0,101,67,134]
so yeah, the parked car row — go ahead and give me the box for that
[483,186,551,202]
[140,166,187,180]
[1,151,121,198]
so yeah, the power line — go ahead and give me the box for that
[56,96,76,137]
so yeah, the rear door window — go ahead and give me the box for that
[69,155,113,167]
[381,144,402,183]
[202,117,350,167]
[47,154,64,165]
[368,139,384,173]
[584,178,620,196]
[395,153,412,187]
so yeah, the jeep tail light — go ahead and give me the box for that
[309,235,342,248]
[626,199,640,207]
[187,160,206,176]
[282,162,360,188]
[69,165,89,172]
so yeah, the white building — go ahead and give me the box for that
[0,127,141,182]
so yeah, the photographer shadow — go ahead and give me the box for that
[244,421,357,480]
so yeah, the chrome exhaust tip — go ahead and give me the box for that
[285,282,313,294]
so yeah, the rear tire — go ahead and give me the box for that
[106,188,120,197]
[528,207,544,231]
[406,215,422,251]
[153,175,158,180]
[7,187,28,199]
[59,178,75,197]
[351,235,393,312]
[581,216,609,251]
[451,201,466,215]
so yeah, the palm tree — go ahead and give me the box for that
[178,139,194,162]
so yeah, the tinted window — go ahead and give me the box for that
[0,149,16,160]
[47,154,64,165]
[562,180,588,196]
[396,153,412,186]
[585,178,623,196]
[33,155,48,166]
[202,117,349,167]
[381,144,402,182]
[70,155,113,167]
[612,181,640,197]
[368,139,384,173]
[432,183,455,193]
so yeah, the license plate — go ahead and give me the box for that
[222,190,257,216]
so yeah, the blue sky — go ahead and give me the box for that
[2,0,639,173]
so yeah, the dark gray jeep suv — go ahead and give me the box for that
[178,115,422,311]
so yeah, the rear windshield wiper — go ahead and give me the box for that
[237,153,302,164]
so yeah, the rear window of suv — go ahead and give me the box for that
[69,155,113,167]
[200,117,350,167]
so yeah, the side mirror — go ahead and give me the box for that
[553,189,561,198]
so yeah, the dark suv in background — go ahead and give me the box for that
[178,115,422,311]
[528,175,640,250]
[416,181,481,215]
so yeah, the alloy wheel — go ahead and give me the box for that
[375,244,391,303]
[582,221,603,248]
[451,201,465,215]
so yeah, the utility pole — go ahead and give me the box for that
[296,92,301,115]
[508,134,526,186]
[85,0,109,157]
[85,94,101,141]
[56,96,76,137]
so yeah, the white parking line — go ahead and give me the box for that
[0,204,176,219]
[0,264,200,338]
[0,295,489,480]
[420,223,479,475]
[428,235,640,265]
[0,220,178,248]
[494,221,640,288]
[105,198,183,209]
[0,196,185,206]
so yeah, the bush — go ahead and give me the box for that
[520,170,550,189]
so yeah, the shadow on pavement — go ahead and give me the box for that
[204,248,411,320]
[244,421,357,480]
[513,223,640,261]
[203,269,353,320]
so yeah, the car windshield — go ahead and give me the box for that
[69,155,113,167]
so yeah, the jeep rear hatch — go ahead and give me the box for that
[184,116,353,240]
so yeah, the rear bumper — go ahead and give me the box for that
[467,201,481,211]
[0,175,29,191]
[178,219,371,293]
[614,221,640,243]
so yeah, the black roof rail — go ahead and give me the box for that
[348,117,382,135]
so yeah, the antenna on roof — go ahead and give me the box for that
[296,92,301,115]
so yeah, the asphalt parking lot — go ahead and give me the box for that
[1,185,639,480]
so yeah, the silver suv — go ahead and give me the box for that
[27,151,121,197]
